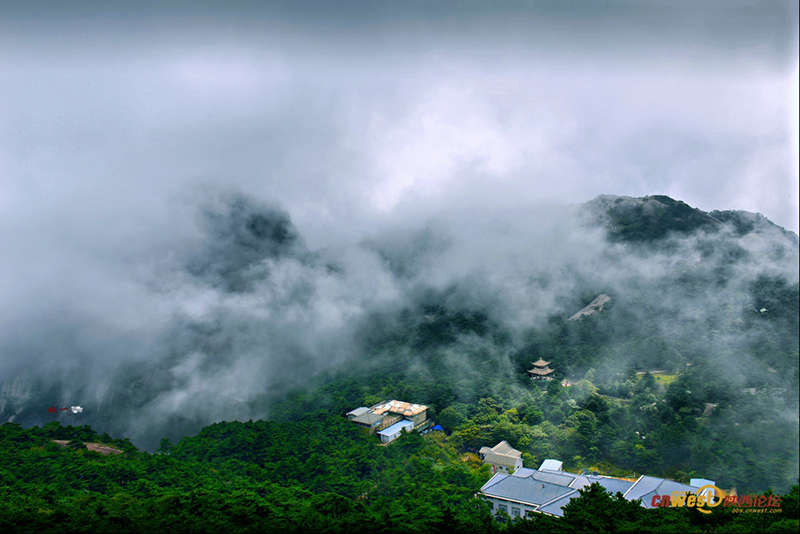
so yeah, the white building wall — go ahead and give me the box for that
[380,431,399,444]
[490,458,523,474]
[484,496,537,518]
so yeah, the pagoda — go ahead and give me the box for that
[527,358,555,381]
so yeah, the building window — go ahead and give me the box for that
[498,505,508,514]
[512,508,520,516]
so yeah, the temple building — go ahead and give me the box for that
[527,358,555,381]
[480,441,524,474]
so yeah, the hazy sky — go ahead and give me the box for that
[1,0,797,253]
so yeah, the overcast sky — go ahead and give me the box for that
[1,0,798,253]
[0,0,797,279]
[0,2,797,359]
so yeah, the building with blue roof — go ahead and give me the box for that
[623,475,706,509]
[479,458,712,519]
[377,419,414,444]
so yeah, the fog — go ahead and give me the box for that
[0,1,798,449]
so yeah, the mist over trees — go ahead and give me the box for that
[2,192,796,497]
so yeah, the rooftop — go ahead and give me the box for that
[483,451,521,467]
[481,472,574,508]
[624,475,706,508]
[491,440,522,457]
[346,407,369,417]
[480,461,699,517]
[538,459,563,472]
[351,412,384,426]
[377,419,414,437]
[371,399,428,417]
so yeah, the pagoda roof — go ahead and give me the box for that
[528,367,554,375]
[531,358,551,367]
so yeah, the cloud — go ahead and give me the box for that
[0,2,797,449]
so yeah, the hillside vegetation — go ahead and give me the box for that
[2,420,797,533]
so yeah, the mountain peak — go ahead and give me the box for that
[582,194,795,244]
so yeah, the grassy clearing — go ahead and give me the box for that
[653,373,677,385]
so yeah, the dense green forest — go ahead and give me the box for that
[1,419,797,533]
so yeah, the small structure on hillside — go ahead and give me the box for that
[378,420,415,444]
[480,440,523,474]
[528,358,555,381]
[346,407,369,420]
[346,399,429,444]
[538,459,563,472]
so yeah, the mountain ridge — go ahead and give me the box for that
[582,194,798,244]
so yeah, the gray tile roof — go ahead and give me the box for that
[481,472,574,506]
[623,475,663,501]
[351,412,383,426]
[532,470,580,487]
[585,476,636,495]
[482,440,522,457]
[492,440,520,456]
[537,489,580,516]
[627,477,699,508]
[482,473,510,491]
[481,461,697,518]
[483,451,521,467]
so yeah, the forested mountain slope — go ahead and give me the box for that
[2,194,797,498]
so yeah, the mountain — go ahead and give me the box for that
[1,193,797,495]
[710,209,800,245]
[582,194,796,244]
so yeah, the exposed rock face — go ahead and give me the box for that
[569,294,611,321]
[1,377,31,400]
[0,377,33,423]
[51,440,123,455]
